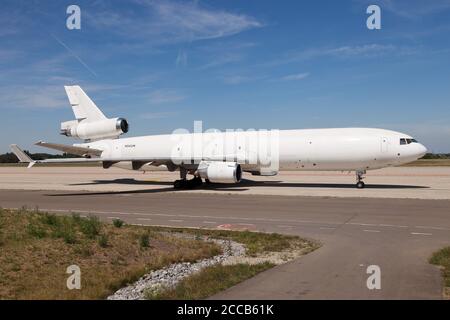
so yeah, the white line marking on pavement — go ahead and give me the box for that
[137,218,152,221]
[237,223,255,226]
[411,232,432,236]
[107,216,121,219]
[202,221,217,224]
[169,220,184,223]
[277,225,294,228]
[363,229,381,233]
[415,226,450,231]
[320,227,335,230]
[350,223,378,227]
[349,222,409,229]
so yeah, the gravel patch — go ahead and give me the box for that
[107,237,245,300]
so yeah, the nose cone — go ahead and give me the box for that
[417,143,428,158]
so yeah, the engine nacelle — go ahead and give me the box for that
[197,161,242,184]
[61,118,129,140]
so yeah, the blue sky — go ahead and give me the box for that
[1,0,450,153]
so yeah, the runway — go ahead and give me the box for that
[1,188,449,299]
[1,166,450,199]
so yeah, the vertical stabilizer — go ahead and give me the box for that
[64,86,107,122]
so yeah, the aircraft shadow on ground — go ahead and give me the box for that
[48,178,428,197]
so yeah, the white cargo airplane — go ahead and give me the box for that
[11,86,427,189]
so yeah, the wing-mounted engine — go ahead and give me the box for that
[197,161,242,183]
[61,117,129,141]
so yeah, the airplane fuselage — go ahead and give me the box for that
[81,127,427,174]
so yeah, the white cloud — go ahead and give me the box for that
[298,44,397,59]
[148,89,186,104]
[199,52,244,69]
[89,0,262,44]
[0,85,66,109]
[355,0,450,19]
[327,44,396,56]
[222,75,263,85]
[141,111,179,119]
[268,44,417,66]
[197,41,257,69]
[175,50,188,67]
[280,73,310,81]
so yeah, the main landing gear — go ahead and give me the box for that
[356,170,366,189]
[173,176,203,189]
[173,168,204,189]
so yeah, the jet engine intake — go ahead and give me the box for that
[197,161,242,183]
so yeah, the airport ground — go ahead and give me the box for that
[0,166,449,299]
[1,166,450,199]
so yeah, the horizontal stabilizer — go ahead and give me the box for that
[10,144,36,168]
[35,141,103,157]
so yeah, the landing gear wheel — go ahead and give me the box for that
[173,179,186,189]
[205,179,211,184]
[173,177,203,189]
[192,176,203,187]
[355,170,366,189]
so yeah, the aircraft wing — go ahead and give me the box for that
[35,141,103,157]
[10,144,242,167]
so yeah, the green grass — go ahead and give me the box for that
[139,233,150,248]
[112,219,124,228]
[0,208,221,299]
[402,159,450,167]
[149,227,318,257]
[145,262,275,300]
[98,234,109,248]
[430,247,450,297]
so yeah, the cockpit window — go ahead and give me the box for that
[400,138,418,145]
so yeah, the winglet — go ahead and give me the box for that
[10,144,36,168]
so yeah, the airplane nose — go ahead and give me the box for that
[417,144,427,158]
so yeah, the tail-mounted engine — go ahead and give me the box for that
[61,118,129,141]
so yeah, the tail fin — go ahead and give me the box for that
[64,86,106,122]
[10,145,36,168]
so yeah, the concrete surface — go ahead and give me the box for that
[0,189,449,299]
[1,166,450,199]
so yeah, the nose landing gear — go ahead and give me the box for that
[356,170,366,189]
